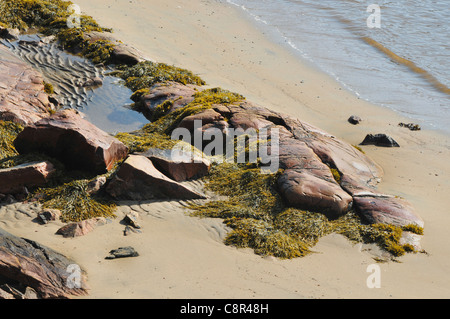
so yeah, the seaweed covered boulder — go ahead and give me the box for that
[0,161,56,195]
[0,45,52,125]
[106,155,206,200]
[136,81,199,120]
[0,227,88,299]
[13,109,128,174]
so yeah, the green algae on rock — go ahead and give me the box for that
[117,61,206,92]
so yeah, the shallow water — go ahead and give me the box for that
[1,34,148,134]
[225,0,450,134]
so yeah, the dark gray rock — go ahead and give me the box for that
[348,115,362,125]
[360,134,400,147]
[105,246,139,259]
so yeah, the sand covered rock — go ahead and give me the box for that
[139,147,211,182]
[0,161,56,195]
[106,155,206,200]
[14,109,128,174]
[0,45,52,125]
[0,227,88,298]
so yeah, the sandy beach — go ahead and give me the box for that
[2,0,450,299]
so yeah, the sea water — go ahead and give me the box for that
[224,0,450,134]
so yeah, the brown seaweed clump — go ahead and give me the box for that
[188,161,424,259]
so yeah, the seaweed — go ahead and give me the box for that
[36,179,116,222]
[188,160,418,259]
[0,121,23,160]
[43,81,54,95]
[116,60,205,92]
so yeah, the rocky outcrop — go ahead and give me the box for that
[14,109,128,174]
[159,90,418,227]
[106,155,206,200]
[0,45,52,125]
[0,227,88,298]
[0,161,56,195]
[138,147,211,182]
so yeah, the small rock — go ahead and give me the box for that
[360,134,400,147]
[123,211,141,229]
[348,115,362,125]
[86,176,107,195]
[38,208,62,224]
[0,287,14,300]
[0,27,19,40]
[24,287,39,299]
[56,217,108,238]
[398,122,421,131]
[105,246,139,259]
[81,77,103,87]
[124,225,142,236]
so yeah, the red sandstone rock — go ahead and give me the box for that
[106,155,206,200]
[0,161,55,194]
[139,148,211,182]
[13,109,128,174]
[56,217,109,238]
[0,227,88,298]
[0,45,52,125]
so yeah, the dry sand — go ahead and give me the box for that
[2,0,450,299]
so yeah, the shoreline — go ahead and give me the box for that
[1,0,449,299]
[72,0,450,298]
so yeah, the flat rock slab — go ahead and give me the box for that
[0,161,55,194]
[106,155,206,201]
[105,246,139,259]
[0,45,51,125]
[14,109,129,174]
[0,227,88,299]
[139,147,211,182]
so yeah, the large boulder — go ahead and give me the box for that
[0,161,55,194]
[0,227,88,299]
[278,169,353,219]
[354,195,424,228]
[106,155,206,200]
[0,45,52,125]
[13,109,128,174]
[138,147,211,182]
